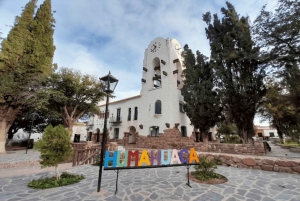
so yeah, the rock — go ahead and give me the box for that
[261,165,273,171]
[291,166,300,173]
[275,160,299,167]
[242,158,256,166]
[278,167,293,173]
[232,157,241,163]
[252,166,261,170]
[262,159,275,165]
[236,163,248,168]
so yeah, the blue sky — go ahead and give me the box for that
[0,0,277,125]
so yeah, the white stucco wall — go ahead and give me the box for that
[91,37,194,141]
[263,129,279,137]
[71,125,88,142]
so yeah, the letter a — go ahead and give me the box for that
[189,148,199,163]
[138,150,151,166]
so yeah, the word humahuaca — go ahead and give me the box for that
[104,148,199,168]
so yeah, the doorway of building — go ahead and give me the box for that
[129,126,136,144]
[73,134,80,143]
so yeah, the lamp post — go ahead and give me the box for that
[25,112,39,154]
[98,71,118,192]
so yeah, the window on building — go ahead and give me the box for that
[155,100,162,114]
[181,126,187,137]
[269,132,275,137]
[114,128,119,139]
[134,107,138,120]
[258,133,263,137]
[87,132,92,141]
[179,103,184,113]
[117,108,121,121]
[128,108,131,121]
[153,57,162,88]
[150,126,159,137]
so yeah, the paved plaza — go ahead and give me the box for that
[1,163,300,201]
[1,144,300,201]
[0,149,40,163]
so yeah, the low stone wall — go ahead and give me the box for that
[132,128,265,156]
[207,143,266,155]
[199,152,300,174]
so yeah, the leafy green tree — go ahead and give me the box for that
[181,45,222,143]
[202,2,266,143]
[253,0,300,70]
[34,125,73,180]
[259,84,298,143]
[253,0,300,126]
[0,0,55,153]
[5,109,62,147]
[42,68,106,133]
[217,123,237,135]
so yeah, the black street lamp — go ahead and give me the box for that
[97,71,118,192]
[25,112,39,154]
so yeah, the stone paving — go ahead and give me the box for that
[1,164,300,201]
[0,149,40,163]
[267,143,300,159]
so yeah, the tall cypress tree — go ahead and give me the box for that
[181,45,222,143]
[203,2,266,143]
[0,0,55,153]
[31,0,55,75]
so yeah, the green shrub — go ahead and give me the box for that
[28,172,84,189]
[34,125,73,180]
[224,135,242,144]
[192,156,221,181]
[214,158,222,165]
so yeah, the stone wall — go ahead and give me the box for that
[128,128,265,156]
[200,152,300,174]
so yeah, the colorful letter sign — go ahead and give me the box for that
[104,148,200,168]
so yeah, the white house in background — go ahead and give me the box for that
[87,37,198,143]
[71,122,88,142]
[255,125,279,138]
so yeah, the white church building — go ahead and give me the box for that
[86,37,198,144]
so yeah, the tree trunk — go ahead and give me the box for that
[0,119,11,154]
[277,130,284,144]
[6,128,15,147]
[241,129,248,144]
[6,139,13,147]
[55,165,60,180]
[201,131,208,143]
[68,121,74,135]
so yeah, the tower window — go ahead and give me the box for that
[155,100,162,114]
[179,103,185,113]
[128,108,131,121]
[181,126,187,137]
[134,107,138,120]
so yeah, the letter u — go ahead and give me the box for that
[161,149,171,165]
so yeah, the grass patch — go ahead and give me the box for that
[282,141,300,148]
[28,172,84,189]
